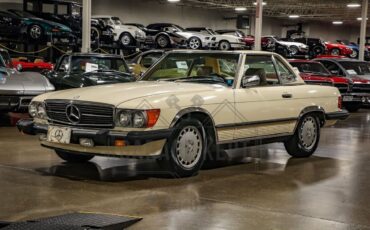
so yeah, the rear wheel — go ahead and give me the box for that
[350,49,358,58]
[156,35,170,48]
[157,119,206,177]
[28,24,43,41]
[55,150,94,163]
[91,26,100,41]
[284,114,320,158]
[289,45,299,55]
[313,46,325,55]
[219,40,231,50]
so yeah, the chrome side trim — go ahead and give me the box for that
[217,132,292,145]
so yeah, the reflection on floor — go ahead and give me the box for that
[0,110,370,229]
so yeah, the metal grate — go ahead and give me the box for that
[334,83,349,93]
[45,100,115,128]
[352,83,370,93]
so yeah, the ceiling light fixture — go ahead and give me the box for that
[167,0,180,2]
[289,15,300,18]
[333,21,343,25]
[235,7,247,11]
[357,17,368,20]
[253,2,267,6]
[347,3,361,7]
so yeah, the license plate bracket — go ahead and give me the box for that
[47,126,72,144]
[343,96,353,102]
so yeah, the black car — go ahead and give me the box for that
[44,53,135,90]
[128,23,187,48]
[291,37,327,57]
[23,0,113,43]
[0,11,23,39]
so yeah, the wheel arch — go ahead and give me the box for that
[297,106,326,129]
[170,107,218,142]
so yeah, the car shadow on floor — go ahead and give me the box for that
[35,146,339,185]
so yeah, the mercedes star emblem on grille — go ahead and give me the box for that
[66,104,81,123]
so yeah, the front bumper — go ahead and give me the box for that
[17,119,172,157]
[0,95,33,112]
[325,110,350,120]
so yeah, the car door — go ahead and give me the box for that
[233,54,298,140]
[319,60,346,77]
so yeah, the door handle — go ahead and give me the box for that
[282,93,293,98]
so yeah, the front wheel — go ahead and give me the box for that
[156,35,170,48]
[289,45,299,55]
[188,37,202,50]
[331,48,341,56]
[55,150,94,163]
[345,104,361,112]
[157,119,207,177]
[284,114,320,158]
[91,26,100,42]
[120,32,134,46]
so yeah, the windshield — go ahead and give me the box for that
[340,61,370,75]
[290,62,330,75]
[236,30,245,37]
[65,56,128,74]
[207,28,217,35]
[142,53,240,86]
[111,17,122,25]
[12,10,37,18]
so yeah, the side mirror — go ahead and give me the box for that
[241,75,260,88]
[60,64,69,72]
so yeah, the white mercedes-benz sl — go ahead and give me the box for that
[17,50,349,177]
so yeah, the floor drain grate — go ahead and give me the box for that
[0,212,142,230]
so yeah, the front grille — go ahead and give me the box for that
[334,83,349,93]
[352,83,370,93]
[305,81,333,86]
[45,100,114,128]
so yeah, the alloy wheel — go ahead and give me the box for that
[299,116,318,150]
[189,38,201,49]
[157,36,169,48]
[30,25,42,39]
[121,34,132,46]
[175,126,203,169]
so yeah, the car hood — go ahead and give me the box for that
[38,81,223,106]
[352,75,370,82]
[327,75,350,83]
[0,68,55,95]
[299,73,333,82]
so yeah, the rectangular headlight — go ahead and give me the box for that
[116,109,160,128]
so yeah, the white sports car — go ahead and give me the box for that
[264,36,309,55]
[18,50,348,177]
[187,27,245,50]
[92,15,146,46]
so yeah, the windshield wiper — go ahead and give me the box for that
[174,76,226,84]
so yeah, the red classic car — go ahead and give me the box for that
[289,59,363,112]
[11,55,53,72]
[324,42,353,57]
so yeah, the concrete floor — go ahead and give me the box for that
[1,110,370,229]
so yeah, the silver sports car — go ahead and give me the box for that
[0,49,55,112]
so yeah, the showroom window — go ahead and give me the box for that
[42,3,55,14]
[244,55,280,85]
[57,5,68,15]
[274,58,296,84]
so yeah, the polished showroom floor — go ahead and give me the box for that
[1,110,370,229]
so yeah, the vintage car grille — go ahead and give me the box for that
[334,83,349,93]
[305,81,333,86]
[352,83,370,93]
[45,100,114,128]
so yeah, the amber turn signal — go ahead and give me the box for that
[114,140,126,147]
[146,109,161,128]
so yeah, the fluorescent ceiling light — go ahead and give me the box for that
[333,21,343,25]
[235,7,247,11]
[347,3,361,7]
[289,15,300,18]
[168,0,180,2]
[357,17,368,20]
[253,2,267,6]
